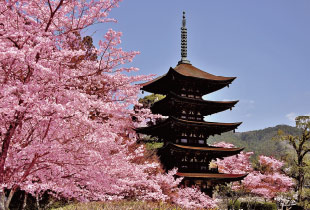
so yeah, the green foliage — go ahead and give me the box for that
[228,199,240,210]
[139,94,166,108]
[146,142,164,150]
[274,116,310,205]
[240,201,277,210]
[208,125,301,159]
[300,187,310,209]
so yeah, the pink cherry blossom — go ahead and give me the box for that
[214,142,294,199]
[0,1,216,209]
[212,141,235,148]
[259,155,284,173]
[172,187,218,209]
[213,142,253,174]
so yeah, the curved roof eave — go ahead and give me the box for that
[171,143,244,153]
[173,64,236,81]
[176,172,248,179]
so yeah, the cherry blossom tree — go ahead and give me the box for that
[213,142,253,208]
[0,0,154,208]
[243,155,294,199]
[213,142,253,175]
[0,1,217,209]
[214,142,294,203]
[173,187,218,210]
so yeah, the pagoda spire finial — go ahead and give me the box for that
[178,11,191,65]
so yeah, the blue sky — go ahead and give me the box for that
[88,0,310,132]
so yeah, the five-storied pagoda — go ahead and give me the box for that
[136,12,247,196]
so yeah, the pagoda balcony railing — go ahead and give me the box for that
[180,93,202,99]
[175,138,206,145]
[180,115,203,121]
[178,165,219,174]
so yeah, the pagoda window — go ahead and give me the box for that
[181,138,188,143]
[198,140,205,144]
[181,157,188,162]
[176,139,179,143]
[197,117,202,120]
[201,166,207,171]
[181,93,186,97]
[181,110,187,119]
[181,132,187,137]
[197,112,201,115]
[188,94,194,98]
[195,95,200,99]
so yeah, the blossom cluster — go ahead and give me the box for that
[0,1,215,209]
[213,142,294,199]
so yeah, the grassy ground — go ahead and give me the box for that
[52,201,187,210]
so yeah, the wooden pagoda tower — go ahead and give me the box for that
[136,12,246,196]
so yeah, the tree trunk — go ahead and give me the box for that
[0,189,6,210]
[297,174,304,203]
[36,194,42,210]
[22,192,27,210]
[0,112,24,183]
[297,160,304,203]
[5,185,18,210]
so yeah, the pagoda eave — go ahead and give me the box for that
[169,143,244,157]
[135,117,242,137]
[140,75,169,95]
[174,117,242,131]
[140,66,236,95]
[151,92,239,116]
[176,172,247,182]
[173,64,236,82]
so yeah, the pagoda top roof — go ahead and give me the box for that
[141,64,235,87]
[176,172,247,180]
[174,64,235,81]
[140,65,236,95]
[171,143,243,152]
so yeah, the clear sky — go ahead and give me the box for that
[88,0,310,132]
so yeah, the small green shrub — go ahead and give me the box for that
[228,200,241,210]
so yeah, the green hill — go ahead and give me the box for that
[208,124,301,158]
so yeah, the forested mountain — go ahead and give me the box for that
[208,125,301,159]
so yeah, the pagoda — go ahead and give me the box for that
[136,12,246,196]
